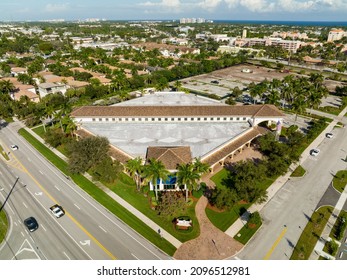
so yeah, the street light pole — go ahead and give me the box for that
[0,177,20,212]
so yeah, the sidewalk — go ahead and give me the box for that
[225,105,347,238]
[14,120,182,249]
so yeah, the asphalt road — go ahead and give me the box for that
[236,123,347,260]
[0,121,171,260]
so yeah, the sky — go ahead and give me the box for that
[1,0,347,22]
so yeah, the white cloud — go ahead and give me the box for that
[198,0,223,10]
[140,0,181,8]
[240,0,276,12]
[278,0,315,12]
[223,0,240,8]
[45,3,70,13]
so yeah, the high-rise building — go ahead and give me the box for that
[242,29,247,39]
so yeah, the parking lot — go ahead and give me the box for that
[179,63,347,102]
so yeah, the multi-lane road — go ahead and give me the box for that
[0,121,171,260]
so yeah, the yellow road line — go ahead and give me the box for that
[263,227,287,260]
[9,152,117,260]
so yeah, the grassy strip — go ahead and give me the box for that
[234,220,262,245]
[0,210,8,242]
[329,210,347,241]
[18,128,176,256]
[332,170,347,193]
[291,165,306,177]
[0,144,10,161]
[290,206,333,260]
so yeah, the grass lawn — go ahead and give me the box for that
[0,210,8,242]
[317,106,341,116]
[208,168,275,231]
[234,218,262,245]
[290,206,333,260]
[332,170,347,193]
[18,128,177,256]
[291,165,306,177]
[206,203,250,232]
[32,125,46,138]
[103,173,200,242]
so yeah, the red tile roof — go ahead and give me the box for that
[146,146,192,170]
[71,104,284,118]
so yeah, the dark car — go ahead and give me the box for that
[24,217,38,232]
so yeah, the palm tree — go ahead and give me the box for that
[292,94,307,123]
[0,79,15,94]
[143,158,169,200]
[125,157,143,192]
[173,80,182,92]
[192,158,210,190]
[176,163,199,202]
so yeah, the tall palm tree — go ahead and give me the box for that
[192,158,210,190]
[176,163,199,202]
[125,157,143,192]
[143,158,169,200]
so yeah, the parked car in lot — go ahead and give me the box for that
[10,144,18,150]
[310,149,320,156]
[326,133,333,138]
[24,217,38,232]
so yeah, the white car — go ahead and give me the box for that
[10,145,18,150]
[310,149,320,156]
[326,133,333,138]
[50,204,65,218]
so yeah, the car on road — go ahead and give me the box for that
[326,133,333,138]
[50,204,65,218]
[210,80,219,84]
[310,149,320,156]
[10,144,18,150]
[24,217,38,232]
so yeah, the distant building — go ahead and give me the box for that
[230,37,302,53]
[242,29,247,39]
[327,29,347,42]
[180,18,205,24]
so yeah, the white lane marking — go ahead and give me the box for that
[98,225,107,233]
[54,185,60,191]
[22,202,28,208]
[74,204,80,210]
[41,224,47,232]
[63,252,71,260]
[39,170,43,175]
[131,253,139,260]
